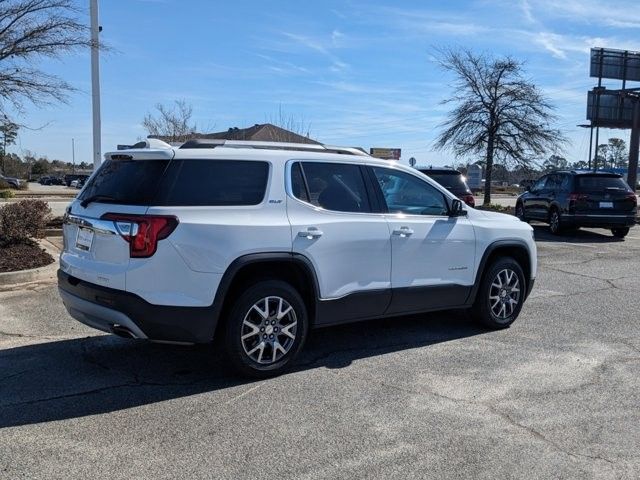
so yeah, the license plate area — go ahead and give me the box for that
[599,201,614,208]
[75,227,94,251]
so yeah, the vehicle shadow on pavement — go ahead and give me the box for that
[531,224,625,243]
[0,311,484,428]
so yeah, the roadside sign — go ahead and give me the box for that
[590,48,640,82]
[370,148,401,160]
[409,157,417,167]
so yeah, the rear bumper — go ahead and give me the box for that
[562,213,637,228]
[57,269,218,343]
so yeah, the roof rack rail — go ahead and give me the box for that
[179,139,369,156]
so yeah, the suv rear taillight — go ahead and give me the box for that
[463,194,475,207]
[568,193,588,202]
[101,213,178,258]
[626,192,638,205]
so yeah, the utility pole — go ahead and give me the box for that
[90,0,101,171]
[72,138,76,174]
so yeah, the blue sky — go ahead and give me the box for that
[9,0,640,166]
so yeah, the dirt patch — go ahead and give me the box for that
[0,242,55,273]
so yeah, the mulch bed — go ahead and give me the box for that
[0,242,55,273]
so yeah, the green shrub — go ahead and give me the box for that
[0,199,51,245]
[0,179,10,189]
[0,189,14,199]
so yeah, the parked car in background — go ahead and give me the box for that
[417,167,475,207]
[65,174,90,187]
[516,171,637,238]
[0,174,21,188]
[58,139,536,377]
[39,176,64,185]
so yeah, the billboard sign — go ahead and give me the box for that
[370,148,401,160]
[587,89,635,128]
[590,48,640,82]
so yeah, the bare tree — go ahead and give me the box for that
[267,104,312,138]
[142,100,197,142]
[0,0,97,112]
[434,48,567,204]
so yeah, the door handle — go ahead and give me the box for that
[298,227,323,239]
[392,226,414,237]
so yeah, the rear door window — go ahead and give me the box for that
[296,162,371,213]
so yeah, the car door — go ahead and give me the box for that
[286,161,392,325]
[524,176,549,220]
[368,165,476,315]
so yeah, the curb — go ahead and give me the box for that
[0,239,60,287]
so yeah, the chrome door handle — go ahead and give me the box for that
[392,226,414,237]
[298,227,323,239]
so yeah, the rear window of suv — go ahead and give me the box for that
[79,159,269,206]
[419,171,470,193]
[576,175,631,192]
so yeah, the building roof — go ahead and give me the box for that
[149,123,321,145]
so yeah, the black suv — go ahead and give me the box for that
[418,168,475,207]
[516,171,637,238]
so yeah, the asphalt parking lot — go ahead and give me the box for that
[1,225,639,479]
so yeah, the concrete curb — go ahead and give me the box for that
[0,238,60,287]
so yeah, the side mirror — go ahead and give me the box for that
[450,199,467,217]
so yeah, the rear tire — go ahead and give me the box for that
[549,208,563,235]
[611,227,629,238]
[470,257,526,329]
[224,280,309,378]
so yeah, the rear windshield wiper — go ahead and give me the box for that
[80,194,119,208]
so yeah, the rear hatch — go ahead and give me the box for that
[571,174,637,215]
[420,170,475,206]
[61,150,173,290]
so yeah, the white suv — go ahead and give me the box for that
[58,139,537,377]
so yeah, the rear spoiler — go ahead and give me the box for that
[104,139,174,161]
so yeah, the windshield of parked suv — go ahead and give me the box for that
[576,175,631,192]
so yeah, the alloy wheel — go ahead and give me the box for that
[489,268,521,320]
[550,211,560,233]
[241,296,298,365]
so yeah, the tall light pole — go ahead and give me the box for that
[90,0,101,171]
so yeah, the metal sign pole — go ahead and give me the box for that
[90,0,101,171]
[628,100,639,192]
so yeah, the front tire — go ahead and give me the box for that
[471,257,526,329]
[612,227,629,238]
[224,280,309,378]
[515,202,527,222]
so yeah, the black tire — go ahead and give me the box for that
[549,208,563,235]
[224,280,309,378]
[611,227,629,239]
[470,257,526,329]
[515,202,527,222]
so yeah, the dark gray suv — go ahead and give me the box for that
[515,171,637,238]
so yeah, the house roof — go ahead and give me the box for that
[149,123,321,145]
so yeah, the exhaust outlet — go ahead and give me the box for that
[111,324,137,339]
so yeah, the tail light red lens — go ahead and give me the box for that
[626,192,638,205]
[101,213,178,258]
[463,194,475,207]
[568,193,588,202]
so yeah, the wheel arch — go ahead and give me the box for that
[468,240,533,305]
[209,253,320,341]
